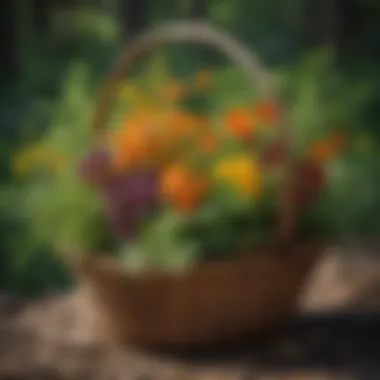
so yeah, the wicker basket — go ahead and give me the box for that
[74,22,324,347]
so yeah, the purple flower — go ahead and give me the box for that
[78,146,113,185]
[101,171,160,238]
[78,146,160,238]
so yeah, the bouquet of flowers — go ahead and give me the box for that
[13,28,375,277]
[12,23,379,345]
[77,64,347,273]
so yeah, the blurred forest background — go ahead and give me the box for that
[1,0,380,297]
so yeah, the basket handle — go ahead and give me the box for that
[92,21,295,246]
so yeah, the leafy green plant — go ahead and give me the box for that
[13,62,117,259]
[11,49,380,277]
[121,211,200,274]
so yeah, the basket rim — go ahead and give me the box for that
[73,240,326,282]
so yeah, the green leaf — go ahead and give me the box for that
[122,211,201,274]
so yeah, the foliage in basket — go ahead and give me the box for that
[12,63,118,257]
[13,51,379,274]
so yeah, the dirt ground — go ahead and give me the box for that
[0,249,379,380]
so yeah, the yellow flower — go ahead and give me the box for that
[13,145,67,176]
[120,84,140,102]
[13,148,35,176]
[213,154,263,197]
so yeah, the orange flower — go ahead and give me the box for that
[164,82,185,102]
[111,117,165,172]
[123,110,156,129]
[226,108,255,142]
[309,131,346,162]
[112,148,131,173]
[166,111,198,142]
[200,132,218,152]
[254,100,280,125]
[160,164,208,213]
[111,126,147,171]
[194,70,212,91]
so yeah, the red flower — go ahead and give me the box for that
[295,160,326,207]
[309,131,347,163]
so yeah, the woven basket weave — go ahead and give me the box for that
[74,22,324,347]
